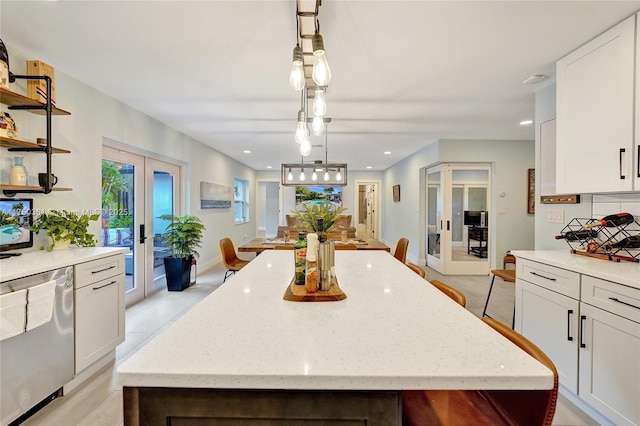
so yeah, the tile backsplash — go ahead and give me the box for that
[592,193,640,221]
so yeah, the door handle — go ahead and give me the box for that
[139,224,148,244]
[446,220,450,231]
[579,315,587,348]
[567,309,573,341]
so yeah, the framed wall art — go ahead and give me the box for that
[527,168,535,214]
[393,185,401,202]
[200,181,232,209]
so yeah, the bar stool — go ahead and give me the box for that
[482,252,516,328]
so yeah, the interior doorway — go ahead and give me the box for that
[354,181,380,240]
[256,180,282,238]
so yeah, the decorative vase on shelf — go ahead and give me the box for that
[9,156,27,186]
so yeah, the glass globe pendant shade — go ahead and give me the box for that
[312,32,332,86]
[294,110,308,144]
[311,170,318,181]
[300,138,311,157]
[299,169,306,182]
[312,89,327,116]
[336,168,342,182]
[287,168,293,182]
[289,44,305,91]
[312,115,325,136]
[324,169,330,182]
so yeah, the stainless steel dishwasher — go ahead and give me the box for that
[0,266,74,426]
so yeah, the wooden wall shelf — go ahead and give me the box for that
[0,184,72,193]
[0,136,70,153]
[0,87,71,115]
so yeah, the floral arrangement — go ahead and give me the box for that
[290,199,346,235]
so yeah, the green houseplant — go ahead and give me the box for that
[30,209,100,251]
[290,199,346,237]
[159,214,205,291]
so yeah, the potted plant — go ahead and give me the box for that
[159,214,205,291]
[30,209,100,251]
[289,199,346,238]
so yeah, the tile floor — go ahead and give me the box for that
[20,260,599,425]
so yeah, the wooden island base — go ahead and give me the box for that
[123,387,400,425]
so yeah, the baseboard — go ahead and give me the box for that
[197,255,221,274]
[63,350,115,394]
[558,385,615,426]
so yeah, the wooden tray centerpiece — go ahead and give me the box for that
[283,276,347,302]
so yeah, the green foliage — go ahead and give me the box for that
[107,211,133,229]
[101,160,127,207]
[0,211,16,226]
[159,214,205,258]
[290,199,346,234]
[30,209,100,251]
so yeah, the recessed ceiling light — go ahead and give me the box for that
[266,165,272,169]
[384,151,391,155]
[366,166,372,169]
[519,120,533,125]
[243,150,251,154]
[522,74,548,85]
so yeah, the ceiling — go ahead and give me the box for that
[2,1,640,171]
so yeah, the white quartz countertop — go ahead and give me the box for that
[0,247,128,282]
[118,250,553,391]
[512,250,640,289]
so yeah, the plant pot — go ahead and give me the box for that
[164,255,192,292]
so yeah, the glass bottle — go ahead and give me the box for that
[293,232,307,285]
[9,156,27,186]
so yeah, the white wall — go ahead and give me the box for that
[2,44,255,268]
[534,83,592,249]
[383,139,535,267]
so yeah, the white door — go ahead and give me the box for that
[145,158,182,295]
[515,279,579,394]
[102,147,182,305]
[579,303,640,426]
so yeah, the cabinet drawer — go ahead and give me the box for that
[75,255,124,288]
[582,275,640,323]
[517,258,580,299]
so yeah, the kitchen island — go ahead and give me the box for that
[118,250,553,424]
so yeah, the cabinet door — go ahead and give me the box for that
[515,279,579,393]
[556,16,635,194]
[579,303,640,426]
[74,274,125,373]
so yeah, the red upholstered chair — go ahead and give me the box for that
[393,238,409,263]
[402,317,559,426]
[219,238,250,282]
[429,280,466,307]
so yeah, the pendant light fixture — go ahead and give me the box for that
[289,44,304,91]
[312,87,327,116]
[312,29,331,86]
[311,114,325,136]
[294,88,309,145]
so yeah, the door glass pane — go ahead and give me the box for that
[427,170,441,258]
[101,160,135,292]
[451,187,464,242]
[152,171,173,286]
[452,169,489,262]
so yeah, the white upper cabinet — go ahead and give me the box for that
[556,16,636,194]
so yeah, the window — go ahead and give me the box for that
[234,178,249,224]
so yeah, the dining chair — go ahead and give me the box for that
[482,251,516,328]
[406,262,426,278]
[393,238,409,263]
[429,280,466,307]
[402,316,558,426]
[219,238,250,282]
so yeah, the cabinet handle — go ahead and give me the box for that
[91,265,116,274]
[567,309,574,341]
[579,315,586,348]
[637,145,640,178]
[530,271,556,281]
[620,148,626,180]
[609,297,640,310]
[93,280,118,291]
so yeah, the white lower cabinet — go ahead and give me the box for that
[516,258,640,426]
[74,255,125,373]
[516,279,579,393]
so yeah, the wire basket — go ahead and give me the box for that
[558,218,640,263]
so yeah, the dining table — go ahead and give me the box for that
[117,250,553,425]
[238,237,391,253]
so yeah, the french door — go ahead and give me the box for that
[102,147,181,306]
[426,163,491,275]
